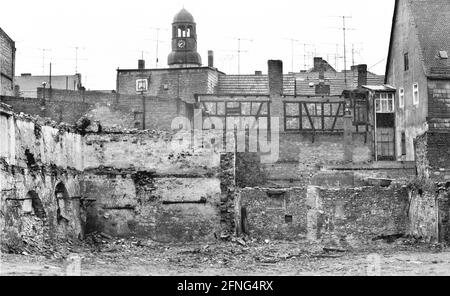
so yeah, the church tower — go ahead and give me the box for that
[167,8,202,68]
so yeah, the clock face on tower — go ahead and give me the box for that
[177,40,186,49]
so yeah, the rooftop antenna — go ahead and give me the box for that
[328,16,355,86]
[228,37,252,75]
[283,39,314,72]
[237,38,252,75]
[283,38,300,73]
[40,48,51,75]
[368,58,386,71]
[74,46,86,74]
[149,27,168,68]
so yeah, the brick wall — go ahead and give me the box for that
[2,88,190,130]
[239,188,307,240]
[414,130,450,181]
[117,67,220,103]
[37,88,116,104]
[1,95,93,125]
[268,60,283,96]
[428,79,450,120]
[0,28,15,96]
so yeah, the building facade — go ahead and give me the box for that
[0,27,15,96]
[15,73,83,98]
[385,0,450,164]
[116,8,222,130]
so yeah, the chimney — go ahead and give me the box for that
[255,70,262,75]
[138,59,145,70]
[357,64,367,88]
[268,60,283,96]
[208,50,214,68]
[313,57,323,70]
[319,67,325,80]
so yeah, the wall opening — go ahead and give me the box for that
[55,182,70,224]
[241,206,249,235]
[23,191,46,219]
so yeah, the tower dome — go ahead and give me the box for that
[173,8,195,23]
[168,8,202,68]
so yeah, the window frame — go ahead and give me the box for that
[284,101,345,132]
[375,92,395,113]
[413,83,419,105]
[404,52,409,71]
[399,88,405,109]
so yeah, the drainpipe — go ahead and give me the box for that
[142,91,146,130]
[373,91,378,161]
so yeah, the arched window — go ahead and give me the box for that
[186,27,191,37]
[23,191,46,219]
[187,26,193,37]
[177,27,182,37]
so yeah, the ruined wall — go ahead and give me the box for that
[414,130,450,182]
[239,188,307,240]
[80,131,234,242]
[236,131,373,188]
[2,87,192,130]
[408,185,438,242]
[410,125,450,243]
[0,104,84,251]
[1,96,92,125]
[315,186,409,247]
[239,184,409,247]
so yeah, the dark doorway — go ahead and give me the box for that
[55,182,70,224]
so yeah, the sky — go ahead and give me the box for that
[2,0,395,90]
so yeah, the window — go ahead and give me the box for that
[375,92,395,113]
[401,132,406,156]
[413,83,419,105]
[135,79,148,92]
[399,88,405,108]
[404,53,409,71]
